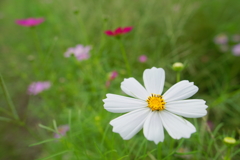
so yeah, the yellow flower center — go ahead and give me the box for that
[147,94,166,111]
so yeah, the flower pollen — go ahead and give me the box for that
[147,94,166,111]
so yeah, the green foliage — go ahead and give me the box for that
[0,0,240,159]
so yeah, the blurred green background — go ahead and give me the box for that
[0,0,240,159]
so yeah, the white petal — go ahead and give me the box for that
[110,108,150,140]
[160,110,196,139]
[103,94,148,113]
[163,80,198,102]
[143,67,165,95]
[143,111,164,144]
[121,78,149,100]
[166,100,208,118]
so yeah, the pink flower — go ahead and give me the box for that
[64,45,91,61]
[105,27,133,36]
[105,81,111,88]
[207,121,214,131]
[109,71,118,80]
[232,44,240,56]
[54,125,70,138]
[214,34,228,45]
[106,71,118,88]
[16,18,44,27]
[138,55,147,63]
[27,81,51,95]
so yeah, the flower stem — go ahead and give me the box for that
[0,74,19,120]
[176,71,181,82]
[157,143,162,159]
[75,12,89,44]
[117,38,132,77]
[31,27,42,54]
[224,146,233,160]
[167,138,175,160]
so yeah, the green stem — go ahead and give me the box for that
[41,36,57,76]
[30,27,41,79]
[224,146,232,160]
[167,138,175,160]
[176,71,181,82]
[22,121,41,140]
[31,27,41,54]
[117,38,132,77]
[0,74,19,120]
[0,107,15,118]
[76,12,89,44]
[157,143,162,159]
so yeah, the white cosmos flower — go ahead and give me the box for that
[103,67,208,144]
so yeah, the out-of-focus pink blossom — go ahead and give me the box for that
[105,81,111,88]
[232,44,240,56]
[64,45,91,61]
[207,121,214,131]
[105,27,133,36]
[54,125,70,138]
[109,71,118,80]
[214,34,228,45]
[232,35,240,42]
[27,81,51,95]
[16,18,44,27]
[106,71,118,88]
[138,55,147,63]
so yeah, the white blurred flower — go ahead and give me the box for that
[103,67,208,144]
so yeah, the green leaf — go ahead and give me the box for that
[29,139,57,147]
[39,124,55,132]
[37,150,70,160]
[0,116,11,122]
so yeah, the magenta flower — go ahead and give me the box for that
[109,71,118,80]
[105,81,111,88]
[64,45,91,61]
[27,81,51,95]
[138,55,147,63]
[16,18,44,27]
[232,44,240,56]
[106,71,118,88]
[54,125,70,138]
[214,34,228,45]
[105,27,133,36]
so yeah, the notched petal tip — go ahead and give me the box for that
[160,111,196,139]
[153,139,163,144]
[109,109,149,140]
[143,67,165,95]
[105,31,114,35]
[121,77,149,100]
[163,80,200,102]
[143,112,164,144]
[122,26,133,33]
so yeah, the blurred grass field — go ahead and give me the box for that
[0,0,240,159]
